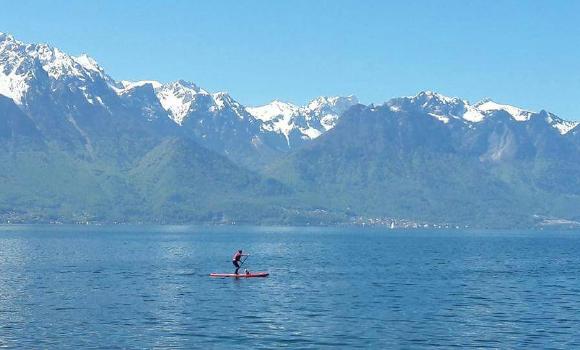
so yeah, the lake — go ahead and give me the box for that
[0,225,579,348]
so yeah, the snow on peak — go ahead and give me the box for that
[211,91,233,106]
[304,95,358,131]
[173,79,204,91]
[474,100,534,121]
[0,32,120,105]
[247,100,301,144]
[556,121,579,135]
[0,34,35,104]
[462,106,486,122]
[73,54,103,73]
[246,96,358,144]
[8,35,288,125]
[3,33,578,139]
[543,113,579,135]
[246,100,299,122]
[392,91,577,134]
[119,80,163,91]
[32,43,107,80]
[0,32,16,43]
[392,91,483,123]
[306,95,358,113]
[155,80,209,124]
[115,80,248,123]
[392,91,545,124]
[210,92,247,119]
[412,90,460,105]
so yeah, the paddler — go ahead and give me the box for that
[232,249,249,274]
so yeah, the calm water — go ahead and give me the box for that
[0,226,579,349]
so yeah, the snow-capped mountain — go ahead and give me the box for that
[247,95,358,146]
[0,32,579,168]
[117,79,285,165]
[0,33,290,166]
[2,32,580,227]
[0,32,120,107]
[119,80,252,125]
[387,91,579,135]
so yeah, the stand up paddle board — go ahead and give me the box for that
[209,272,269,278]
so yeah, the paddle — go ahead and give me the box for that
[240,254,250,267]
[236,254,251,274]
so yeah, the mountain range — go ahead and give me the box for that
[1,32,579,227]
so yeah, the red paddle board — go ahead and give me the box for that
[209,272,269,278]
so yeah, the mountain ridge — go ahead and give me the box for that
[1,32,579,227]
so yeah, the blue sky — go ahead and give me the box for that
[1,0,579,119]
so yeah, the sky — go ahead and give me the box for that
[1,0,580,119]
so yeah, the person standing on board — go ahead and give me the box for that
[232,249,249,274]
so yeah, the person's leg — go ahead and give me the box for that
[233,261,240,274]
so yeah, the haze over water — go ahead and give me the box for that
[1,225,579,348]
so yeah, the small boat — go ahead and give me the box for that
[209,272,269,278]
